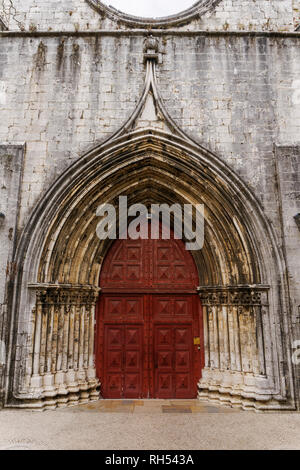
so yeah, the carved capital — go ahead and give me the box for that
[198,285,269,306]
[30,284,101,309]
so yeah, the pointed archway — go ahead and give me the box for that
[3,41,295,411]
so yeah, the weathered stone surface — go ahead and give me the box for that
[275,145,300,409]
[0,145,24,407]
[0,1,299,410]
[1,0,298,32]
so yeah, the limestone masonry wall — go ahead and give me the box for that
[0,35,299,227]
[0,0,298,32]
[0,0,299,409]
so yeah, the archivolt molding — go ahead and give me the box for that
[29,58,275,290]
[85,0,223,28]
[36,153,261,288]
[5,43,294,411]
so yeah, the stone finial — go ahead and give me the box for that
[144,35,159,53]
[144,35,160,63]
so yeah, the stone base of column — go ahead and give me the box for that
[15,371,100,410]
[198,368,295,411]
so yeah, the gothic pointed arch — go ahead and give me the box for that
[4,46,295,411]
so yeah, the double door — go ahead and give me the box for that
[97,294,202,399]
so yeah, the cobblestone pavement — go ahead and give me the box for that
[0,400,299,450]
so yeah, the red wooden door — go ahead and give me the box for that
[96,225,203,399]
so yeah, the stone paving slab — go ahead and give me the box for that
[0,401,299,450]
[76,399,240,414]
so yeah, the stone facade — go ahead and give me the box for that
[0,1,299,410]
[1,0,298,32]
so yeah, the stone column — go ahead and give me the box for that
[28,284,100,409]
[197,285,270,408]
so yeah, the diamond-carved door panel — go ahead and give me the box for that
[107,374,122,396]
[157,351,172,370]
[175,327,190,348]
[154,324,195,398]
[176,351,190,369]
[127,265,141,282]
[156,299,171,317]
[174,300,188,316]
[104,296,144,321]
[174,266,188,282]
[175,374,191,397]
[107,327,123,348]
[100,223,198,290]
[100,239,146,288]
[125,327,139,346]
[107,299,123,319]
[124,374,140,396]
[108,351,122,370]
[103,324,143,398]
[153,296,193,321]
[110,265,124,282]
[157,374,173,396]
[157,327,172,347]
[127,246,141,261]
[125,351,140,369]
[125,299,141,317]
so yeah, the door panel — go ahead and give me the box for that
[157,373,173,396]
[175,350,190,369]
[104,325,123,398]
[152,296,193,321]
[175,374,192,397]
[107,374,122,397]
[124,325,143,398]
[103,324,143,398]
[124,374,141,397]
[154,324,195,398]
[100,231,199,290]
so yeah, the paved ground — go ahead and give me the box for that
[0,399,299,450]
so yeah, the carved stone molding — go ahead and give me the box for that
[85,0,223,29]
[18,284,101,409]
[31,284,100,306]
[198,285,270,306]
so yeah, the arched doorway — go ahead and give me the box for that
[5,129,295,410]
[96,226,204,399]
